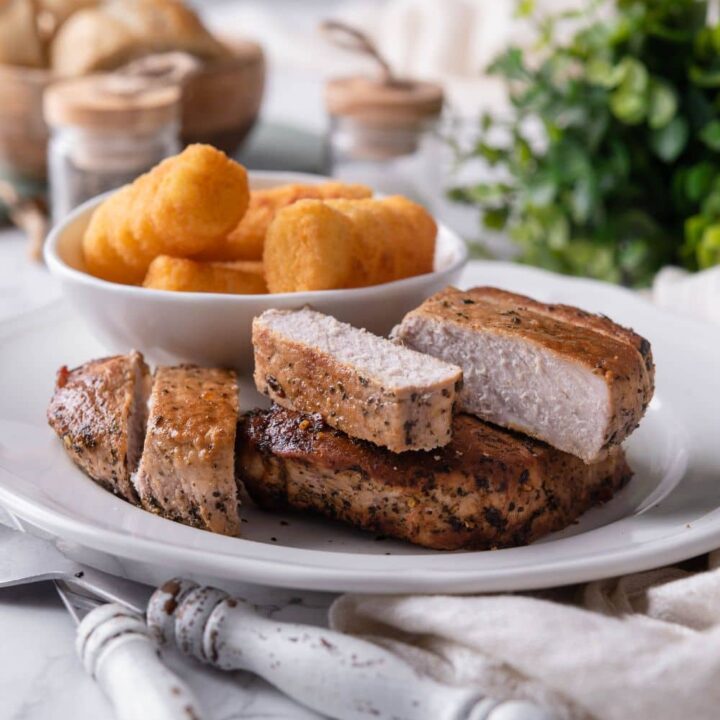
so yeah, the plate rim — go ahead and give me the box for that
[2,261,720,593]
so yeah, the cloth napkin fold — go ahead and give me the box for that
[330,552,720,720]
[653,265,720,326]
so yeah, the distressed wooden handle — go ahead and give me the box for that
[147,580,554,720]
[77,603,204,720]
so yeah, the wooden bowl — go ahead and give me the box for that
[0,38,265,186]
[181,39,265,155]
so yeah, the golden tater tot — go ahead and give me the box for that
[199,181,372,262]
[142,256,267,294]
[263,200,356,293]
[263,196,436,293]
[82,144,249,284]
[82,187,139,285]
[325,199,398,286]
[381,195,437,277]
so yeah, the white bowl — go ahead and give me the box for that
[45,171,468,373]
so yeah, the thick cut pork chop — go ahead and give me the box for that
[47,352,151,502]
[133,365,241,535]
[392,287,655,463]
[237,406,632,550]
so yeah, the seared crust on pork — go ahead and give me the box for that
[252,308,463,452]
[237,406,632,550]
[133,365,241,535]
[393,286,654,462]
[47,352,150,502]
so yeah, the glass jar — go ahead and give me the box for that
[325,75,443,202]
[44,75,181,223]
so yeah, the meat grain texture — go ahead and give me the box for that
[393,286,654,463]
[133,365,241,535]
[238,406,632,551]
[252,308,463,452]
[47,351,151,502]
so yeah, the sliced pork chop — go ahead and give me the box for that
[252,308,463,452]
[392,287,655,463]
[133,365,241,535]
[47,351,151,502]
[237,406,632,550]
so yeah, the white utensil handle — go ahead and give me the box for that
[77,603,204,720]
[148,580,554,720]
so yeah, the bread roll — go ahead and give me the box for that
[51,0,230,76]
[37,0,98,40]
[0,0,44,67]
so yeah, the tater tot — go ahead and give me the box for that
[142,256,267,294]
[263,195,436,292]
[381,196,437,277]
[263,200,356,293]
[82,187,139,285]
[200,181,372,262]
[324,199,399,286]
[82,144,249,284]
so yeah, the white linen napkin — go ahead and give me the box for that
[652,265,720,326]
[330,554,720,719]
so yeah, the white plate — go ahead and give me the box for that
[1,261,719,593]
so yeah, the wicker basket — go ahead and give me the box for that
[0,38,265,188]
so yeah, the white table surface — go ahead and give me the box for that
[0,4,346,709]
[0,228,333,720]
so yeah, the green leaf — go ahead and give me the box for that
[515,0,535,18]
[650,116,689,161]
[701,189,720,216]
[685,162,716,202]
[684,214,709,256]
[451,182,513,206]
[610,89,647,124]
[570,175,596,224]
[488,48,527,81]
[689,64,720,88]
[698,225,720,268]
[524,175,557,206]
[586,58,623,88]
[546,213,570,249]
[483,208,509,230]
[700,120,720,151]
[616,57,649,93]
[647,80,677,129]
[608,57,650,125]
[473,141,506,165]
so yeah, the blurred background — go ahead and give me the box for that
[2,0,720,293]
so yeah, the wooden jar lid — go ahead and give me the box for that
[326,75,443,127]
[44,74,181,133]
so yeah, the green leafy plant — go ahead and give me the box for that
[450,0,720,286]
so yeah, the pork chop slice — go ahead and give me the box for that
[47,351,151,502]
[133,365,241,535]
[237,405,632,550]
[392,286,655,463]
[252,307,462,452]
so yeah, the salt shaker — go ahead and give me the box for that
[322,21,444,200]
[43,74,181,223]
[326,75,444,198]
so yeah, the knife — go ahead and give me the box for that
[0,516,555,720]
